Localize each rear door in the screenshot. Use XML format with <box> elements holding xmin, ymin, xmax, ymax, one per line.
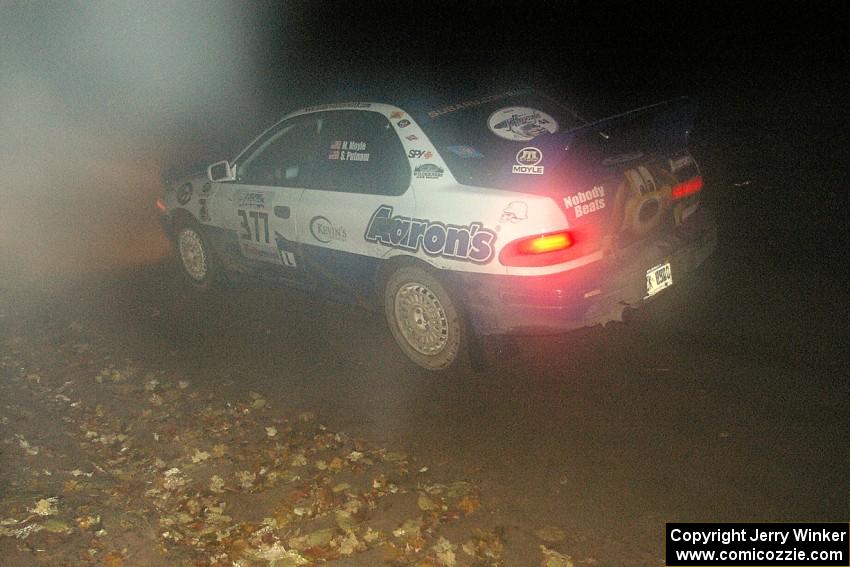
<box><xmin>297</xmin><ymin>110</ymin><xmax>413</xmax><ymax>303</ymax></box>
<box><xmin>221</xmin><ymin>114</ymin><xmax>322</xmax><ymax>282</ymax></box>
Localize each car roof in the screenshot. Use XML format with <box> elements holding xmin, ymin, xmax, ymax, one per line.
<box><xmin>287</xmin><ymin>85</ymin><xmax>538</xmax><ymax>121</ymax></box>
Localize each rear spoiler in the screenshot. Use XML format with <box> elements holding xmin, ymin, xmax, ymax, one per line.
<box><xmin>532</xmin><ymin>96</ymin><xmax>698</xmax><ymax>170</ymax></box>
<box><xmin>573</xmin><ymin>96</ymin><xmax>697</xmax><ymax>154</ymax></box>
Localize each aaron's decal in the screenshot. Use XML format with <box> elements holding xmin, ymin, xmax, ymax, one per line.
<box><xmin>365</xmin><ymin>205</ymin><xmax>497</xmax><ymax>264</ymax></box>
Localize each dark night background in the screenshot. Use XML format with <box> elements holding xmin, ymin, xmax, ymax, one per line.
<box><xmin>1</xmin><ymin>3</ymin><xmax>848</xmax><ymax>565</ymax></box>
<box><xmin>1</xmin><ymin>1</ymin><xmax>847</xmax><ymax>279</ymax></box>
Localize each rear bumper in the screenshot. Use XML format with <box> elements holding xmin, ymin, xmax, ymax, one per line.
<box><xmin>453</xmin><ymin>206</ymin><xmax>718</xmax><ymax>335</ymax></box>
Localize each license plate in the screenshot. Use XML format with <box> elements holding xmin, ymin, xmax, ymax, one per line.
<box><xmin>645</xmin><ymin>262</ymin><xmax>673</xmax><ymax>297</ymax></box>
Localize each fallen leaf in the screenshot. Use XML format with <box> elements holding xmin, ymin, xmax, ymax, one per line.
<box><xmin>540</xmin><ymin>545</ymin><xmax>574</xmax><ymax>567</ymax></box>
<box><xmin>393</xmin><ymin>518</ymin><xmax>423</xmax><ymax>539</ymax></box>
<box><xmin>335</xmin><ymin>510</ymin><xmax>358</xmax><ymax>532</ymax></box>
<box><xmin>266</xmin><ymin>426</ymin><xmax>278</xmax><ymax>437</ymax></box>
<box><xmin>363</xmin><ymin>528</ymin><xmax>381</xmax><ymax>543</ymax></box>
<box><xmin>191</xmin><ymin>449</ymin><xmax>210</xmax><ymax>463</ymax></box>
<box><xmin>236</xmin><ymin>470</ymin><xmax>256</xmax><ymax>490</ymax></box>
<box><xmin>536</xmin><ymin>526</ymin><xmax>566</xmax><ymax>543</ymax></box>
<box><xmin>433</xmin><ymin>536</ymin><xmax>457</xmax><ymax>566</ymax></box>
<box><xmin>42</xmin><ymin>519</ymin><xmax>72</xmax><ymax>534</ymax></box>
<box><xmin>209</xmin><ymin>475</ymin><xmax>226</xmax><ymax>493</ymax></box>
<box><xmin>418</xmin><ymin>493</ymin><xmax>439</xmax><ymax>511</ymax></box>
<box><xmin>339</xmin><ymin>531</ymin><xmax>361</xmax><ymax>555</ymax></box>
<box><xmin>76</xmin><ymin>515</ymin><xmax>101</xmax><ymax>530</ymax></box>
<box><xmin>30</xmin><ymin>498</ymin><xmax>58</xmax><ymax>516</ymax></box>
<box><xmin>457</xmin><ymin>495</ymin><xmax>479</xmax><ymax>515</ymax></box>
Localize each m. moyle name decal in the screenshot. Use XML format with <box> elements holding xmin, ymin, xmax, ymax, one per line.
<box><xmin>365</xmin><ymin>205</ymin><xmax>497</xmax><ymax>264</ymax></box>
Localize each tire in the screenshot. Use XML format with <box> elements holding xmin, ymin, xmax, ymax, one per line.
<box><xmin>174</xmin><ymin>221</ymin><xmax>219</xmax><ymax>290</ymax></box>
<box><xmin>384</xmin><ymin>266</ymin><xmax>464</xmax><ymax>371</ymax></box>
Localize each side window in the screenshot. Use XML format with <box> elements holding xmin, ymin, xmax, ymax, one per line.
<box><xmin>238</xmin><ymin>116</ymin><xmax>320</xmax><ymax>187</ymax></box>
<box><xmin>311</xmin><ymin>111</ymin><xmax>410</xmax><ymax>196</ymax></box>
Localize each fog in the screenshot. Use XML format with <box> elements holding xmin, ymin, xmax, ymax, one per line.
<box><xmin>0</xmin><ymin>2</ymin><xmax>278</xmax><ymax>286</ymax></box>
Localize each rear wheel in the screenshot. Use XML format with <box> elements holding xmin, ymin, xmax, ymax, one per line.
<box><xmin>384</xmin><ymin>266</ymin><xmax>464</xmax><ymax>371</ymax></box>
<box><xmin>175</xmin><ymin>222</ymin><xmax>218</xmax><ymax>290</ymax></box>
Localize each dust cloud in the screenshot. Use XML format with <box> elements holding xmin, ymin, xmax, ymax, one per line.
<box><xmin>0</xmin><ymin>2</ymin><xmax>271</xmax><ymax>288</ymax></box>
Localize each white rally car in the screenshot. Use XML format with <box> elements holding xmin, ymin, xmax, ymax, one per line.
<box><xmin>157</xmin><ymin>90</ymin><xmax>716</xmax><ymax>370</ymax></box>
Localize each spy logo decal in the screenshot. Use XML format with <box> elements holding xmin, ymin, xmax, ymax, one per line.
<box><xmin>488</xmin><ymin>107</ymin><xmax>558</xmax><ymax>141</ymax></box>
<box><xmin>365</xmin><ymin>205</ymin><xmax>497</xmax><ymax>264</ymax></box>
<box><xmin>512</xmin><ymin>147</ymin><xmax>544</xmax><ymax>175</ymax></box>
<box><xmin>177</xmin><ymin>182</ymin><xmax>193</xmax><ymax>205</ymax></box>
<box><xmin>407</xmin><ymin>149</ymin><xmax>432</xmax><ymax>159</ymax></box>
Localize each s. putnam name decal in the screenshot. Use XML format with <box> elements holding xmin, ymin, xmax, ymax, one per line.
<box><xmin>365</xmin><ymin>205</ymin><xmax>497</xmax><ymax>264</ymax></box>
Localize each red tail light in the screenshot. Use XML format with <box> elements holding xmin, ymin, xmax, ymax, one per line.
<box><xmin>499</xmin><ymin>230</ymin><xmax>574</xmax><ymax>267</ymax></box>
<box><xmin>155</xmin><ymin>197</ymin><xmax>167</xmax><ymax>213</ymax></box>
<box><xmin>672</xmin><ymin>175</ymin><xmax>703</xmax><ymax>200</ymax></box>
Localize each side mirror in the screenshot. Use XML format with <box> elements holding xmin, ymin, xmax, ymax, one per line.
<box><xmin>207</xmin><ymin>160</ymin><xmax>236</xmax><ymax>182</ymax></box>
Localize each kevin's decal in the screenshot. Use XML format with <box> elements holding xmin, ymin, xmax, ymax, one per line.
<box><xmin>310</xmin><ymin>216</ymin><xmax>348</xmax><ymax>243</ymax></box>
<box><xmin>365</xmin><ymin>205</ymin><xmax>497</xmax><ymax>264</ymax></box>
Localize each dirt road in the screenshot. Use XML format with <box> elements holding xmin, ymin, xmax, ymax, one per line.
<box><xmin>2</xmin><ymin>204</ymin><xmax>847</xmax><ymax>566</ymax></box>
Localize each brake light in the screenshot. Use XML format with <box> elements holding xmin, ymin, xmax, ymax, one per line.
<box><xmin>155</xmin><ymin>197</ymin><xmax>167</xmax><ymax>213</ymax></box>
<box><xmin>499</xmin><ymin>230</ymin><xmax>574</xmax><ymax>267</ymax></box>
<box><xmin>672</xmin><ymin>175</ymin><xmax>703</xmax><ymax>200</ymax></box>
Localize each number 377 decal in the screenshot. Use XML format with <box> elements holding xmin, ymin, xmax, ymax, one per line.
<box><xmin>239</xmin><ymin>210</ymin><xmax>269</xmax><ymax>243</ymax></box>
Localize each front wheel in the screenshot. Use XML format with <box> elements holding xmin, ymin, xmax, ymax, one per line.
<box><xmin>175</xmin><ymin>222</ymin><xmax>218</xmax><ymax>290</ymax></box>
<box><xmin>384</xmin><ymin>266</ymin><xmax>464</xmax><ymax>371</ymax></box>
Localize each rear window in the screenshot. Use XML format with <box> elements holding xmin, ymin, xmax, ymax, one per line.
<box><xmin>419</xmin><ymin>90</ymin><xmax>583</xmax><ymax>189</ymax></box>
